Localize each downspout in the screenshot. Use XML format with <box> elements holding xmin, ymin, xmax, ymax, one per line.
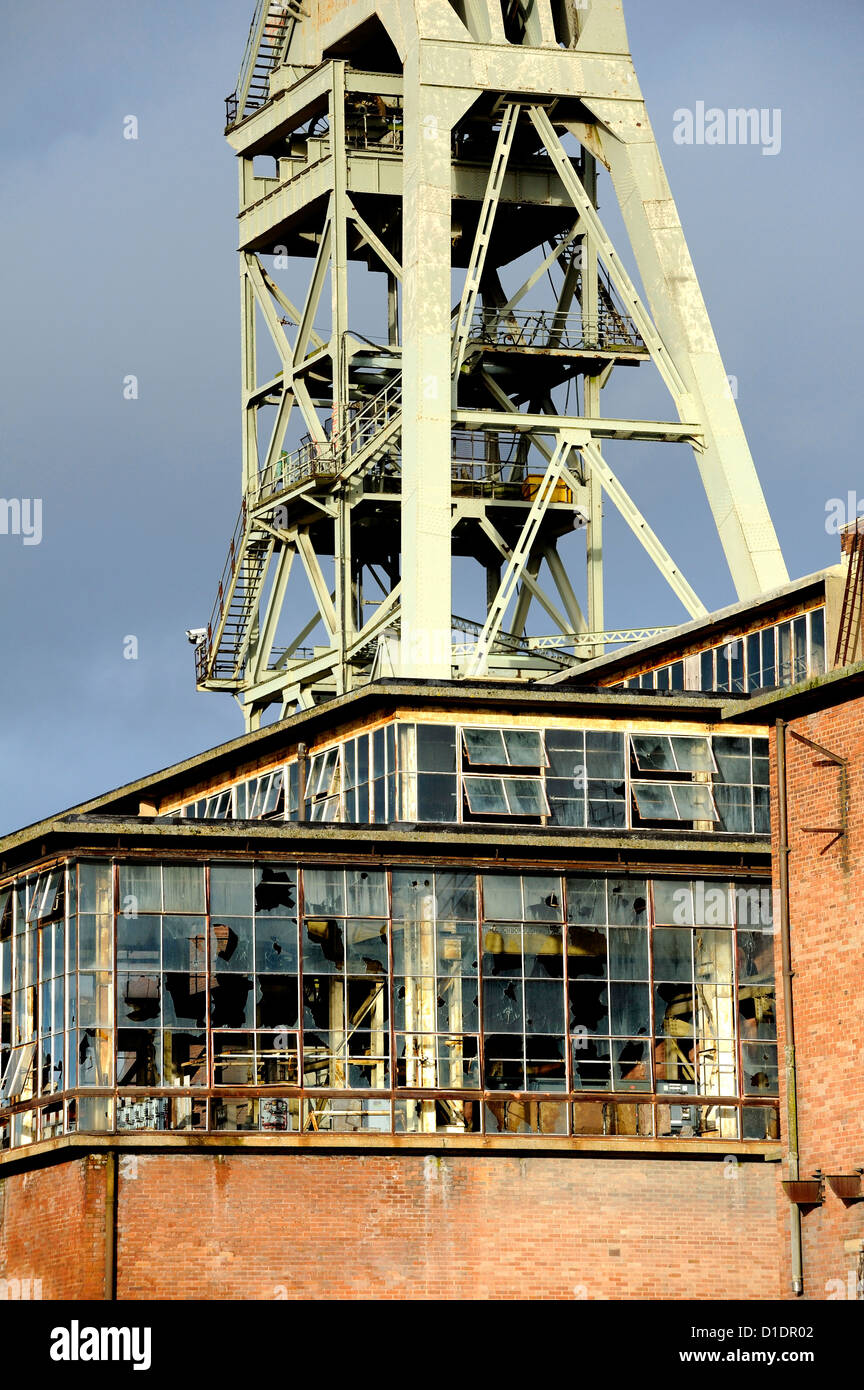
<box><xmin>104</xmin><ymin>1150</ymin><xmax>118</xmax><ymax>1301</ymax></box>
<box><xmin>297</xmin><ymin>743</ymin><xmax>308</xmax><ymax>823</ymax></box>
<box><xmin>775</xmin><ymin>718</ymin><xmax>803</xmax><ymax>1296</ymax></box>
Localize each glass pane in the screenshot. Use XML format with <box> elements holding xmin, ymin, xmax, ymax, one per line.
<box><xmin>714</xmin><ymin>783</ymin><xmax>753</xmax><ymax>834</ymax></box>
<box><xmin>482</xmin><ymin>875</ymin><xmax>522</xmax><ymax>921</ymax></box>
<box><xmin>503</xmin><ymin>777</ymin><xmax>548</xmax><ymax>815</ymax></box>
<box><xmin>302</xmin><ymin>868</ymin><xmax>344</xmax><ymax>915</ymax></box>
<box><xmin>483</xmin><ymin>978</ymin><xmax>523</xmax><ymax>1032</ymax></box>
<box><xmin>212</xmin><ymin>1033</ymin><xmax>255</xmax><ymax>1086</ymax></box>
<box><xmin>118</xmin><ymin>864</ymin><xmax>160</xmax><ymax>914</ymax></box>
<box><xmin>435</xmin><ymin>872</ymin><xmax>476</xmax><ymax>922</ymax></box>
<box><xmin>671</xmin><ymin>784</ymin><xmax>719</xmax><ymax>822</ymax></box>
<box><xmin>463</xmin><ymin>728</ymin><xmax>507</xmax><ymax>764</ymax></box>
<box><xmin>568</xmin><ymin>979</ymin><xmax>608</xmax><ymax>1033</ymax></box>
<box><xmin>761</xmin><ymin>627</ymin><xmax>776</xmax><ymax>687</ymax></box>
<box><xmin>746</xmin><ymin>632</ymin><xmax>761</xmax><ymax>690</ymax></box>
<box><xmin>162</xmin><ymin>864</ymin><xmax>205</xmax><ymax>912</ymax></box>
<box><xmin>255</xmin><ymin>918</ymin><xmax>298</xmax><ymax>973</ymax></box>
<box><xmin>524</xmin><ymin>979</ymin><xmax>565</xmax><ymax>1033</ymax></box>
<box><xmin>162</xmin><ymin>916</ymin><xmax>206</xmax><ymax>972</ymax></box>
<box><xmin>345</xmin><ymin>869</ymin><xmax>387</xmax><ymax>917</ymax></box>
<box><xmin>631</xmin><ymin>735</ymin><xmax>674</xmax><ymax>771</ymax></box>
<box><xmin>671</xmin><ymin>737</ymin><xmax>715</xmax><ymax>773</ymax></box>
<box><xmin>345</xmin><ymin>919</ymin><xmax>388</xmax><ymax>971</ymax></box>
<box><xmin>653</xmin><ymin>929</ymin><xmax>692</xmax><ymax>982</ymax></box>
<box><xmin>566</xmin><ymin>877</ymin><xmax>606</xmax><ymax>924</ymax></box>
<box><xmin>502</xmin><ymin>728</ymin><xmax>544</xmax><ymax>766</ymax></box>
<box><xmin>464</xmin><ymin>777</ymin><xmax>507</xmax><ymax>814</ymax></box>
<box><xmin>608</xmin><ymin>881</ymin><xmax>647</xmax><ymax>926</ymax></box>
<box><xmin>416</xmin><ymin>724</ymin><xmax>457</xmax><ymax>773</ymax></box>
<box><xmin>586</xmin><ymin>731</ymin><xmax>625</xmax><ymax>778</ymax></box>
<box><xmin>210</xmin><ymin>864</ymin><xmax>255</xmax><ymax>916</ymax></box>
<box><xmin>632</xmin><ymin>783</ymin><xmax>678</xmax><ymax>820</ymax></box>
<box><xmin>303</xmin><ymin>917</ymin><xmax>345</xmax><ymax>972</ymax></box>
<box><xmin>608</xmin><ymin>929</ymin><xmax>649</xmax><ymax>981</ymax></box>
<box><xmin>809</xmin><ymin>608</ymin><xmax>825</xmax><ymax>675</ymax></box>
<box><xmin>210</xmin><ymin>917</ymin><xmax>253</xmax><ymax>973</ymax></box>
<box><xmin>608</xmin><ymin>982</ymin><xmax>650</xmax><ymax>1035</ymax></box>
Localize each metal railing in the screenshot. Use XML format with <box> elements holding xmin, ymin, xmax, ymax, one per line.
<box><xmin>466</xmin><ymin>305</ymin><xmax>645</xmax><ymax>352</ymax></box>
<box><xmin>225</xmin><ymin>0</ymin><xmax>297</xmax><ymax>128</ymax></box>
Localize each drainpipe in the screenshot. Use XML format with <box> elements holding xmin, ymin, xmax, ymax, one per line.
<box><xmin>297</xmin><ymin>743</ymin><xmax>308</xmax><ymax>823</ymax></box>
<box><xmin>776</xmin><ymin>718</ymin><xmax>803</xmax><ymax>1296</ymax></box>
<box><xmin>104</xmin><ymin>1150</ymin><xmax>118</xmax><ymax>1301</ymax></box>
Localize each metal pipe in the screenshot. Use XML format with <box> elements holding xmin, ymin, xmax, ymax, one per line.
<box><xmin>104</xmin><ymin>1150</ymin><xmax>118</xmax><ymax>1301</ymax></box>
<box><xmin>297</xmin><ymin>743</ymin><xmax>308</xmax><ymax>822</ymax></box>
<box><xmin>776</xmin><ymin>717</ymin><xmax>803</xmax><ymax>1296</ymax></box>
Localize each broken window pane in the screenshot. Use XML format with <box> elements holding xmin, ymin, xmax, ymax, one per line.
<box><xmin>568</xmin><ymin>979</ymin><xmax>608</xmax><ymax>1034</ymax></box>
<box><xmin>211</xmin><ymin>917</ymin><xmax>253</xmax><ymax>973</ymax></box>
<box><xmin>162</xmin><ymin>916</ymin><xmax>207</xmax><ymax>972</ymax></box>
<box><xmin>212</xmin><ymin>1098</ymin><xmax>257</xmax><ymax>1130</ymax></box>
<box><xmin>76</xmin><ymin>1029</ymin><xmax>112</xmax><ymax>1087</ymax></box>
<box><xmin>524</xmin><ymin>979</ymin><xmax>565</xmax><ymax>1033</ymax></box>
<box><xmin>256</xmin><ymin>1032</ymin><xmax>299</xmax><ymax>1085</ymax></box>
<box><xmin>345</xmin><ymin>919</ymin><xmax>388</xmax><ymax>973</ymax></box>
<box><xmin>437</xmin><ymin>1034</ymin><xmax>480</xmax><ymax>1088</ymax></box>
<box><xmin>567</xmin><ymin>925</ymin><xmax>607</xmax><ymax>980</ymax></box>
<box><xmin>395</xmin><ymin>1098</ymin><xmax>480</xmax><ymax>1133</ymax></box>
<box><xmin>613</xmin><ymin>1037</ymin><xmax>651</xmax><ymax>1089</ymax></box>
<box><xmin>116</xmin><ymin>1029</ymin><xmax>161</xmax><ymax>1086</ymax></box>
<box><xmin>164</xmin><ymin>973</ymin><xmax>207</xmax><ymax>1028</ymax></box>
<box><xmin>741</xmin><ymin>1042</ymin><xmax>778</xmax><ymax>1095</ymax></box>
<box><xmin>164</xmin><ymin>1030</ymin><xmax>207</xmax><ymax>1087</ymax></box>
<box><xmin>483</xmin><ymin>1035</ymin><xmax>524</xmax><ymax>1091</ymax></box>
<box><xmin>567</xmin><ymin>877</ymin><xmax>607</xmax><ymax>924</ymax></box>
<box><xmin>255</xmin><ymin>918</ymin><xmax>298</xmax><ymax>973</ymax></box>
<box><xmin>117</xmin><ymin>973</ymin><xmax>161</xmax><ymax>1025</ymax></box>
<box><xmin>212</xmin><ymin>1033</ymin><xmax>255</xmax><ymax>1085</ymax></box>
<box><xmin>345</xmin><ymin>869</ymin><xmax>387</xmax><ymax>917</ymax></box>
<box><xmin>302</xmin><ymin>867</ymin><xmax>344</xmax><ymax>915</ymax></box>
<box><xmin>485</xmin><ymin>1099</ymin><xmax>568</xmax><ymax>1135</ymax></box>
<box><xmin>631</xmin><ymin>734</ymin><xmax>674</xmax><ymax>771</ymax></box>
<box><xmin>303</xmin><ymin>917</ymin><xmax>345</xmax><ymax>972</ymax></box>
<box><xmin>255</xmin><ymin>976</ymin><xmax>299</xmax><ymax>1029</ymax></box>
<box><xmin>255</xmin><ymin>866</ymin><xmax>297</xmax><ymax>916</ymax></box>
<box><xmin>483</xmin><ymin>978</ymin><xmax>524</xmax><ymax>1032</ymax></box>
<box><xmin>571</xmin><ymin>1037</ymin><xmax>611</xmax><ymax>1090</ymax></box>
<box><xmin>210</xmin><ymin>975</ymin><xmax>254</xmax><ymax>1029</ymax></box>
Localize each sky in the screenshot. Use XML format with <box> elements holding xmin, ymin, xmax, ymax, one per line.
<box><xmin>0</xmin><ymin>0</ymin><xmax>861</xmax><ymax>835</ymax></box>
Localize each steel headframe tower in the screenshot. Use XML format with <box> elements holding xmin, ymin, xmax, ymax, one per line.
<box><xmin>195</xmin><ymin>0</ymin><xmax>788</xmax><ymax>728</ymax></box>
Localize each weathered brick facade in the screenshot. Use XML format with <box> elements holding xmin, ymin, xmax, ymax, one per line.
<box><xmin>770</xmin><ymin>695</ymin><xmax>864</xmax><ymax>1302</ymax></box>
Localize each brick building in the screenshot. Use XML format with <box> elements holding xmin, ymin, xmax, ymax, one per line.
<box><xmin>0</xmin><ymin>549</ymin><xmax>861</xmax><ymax>1302</ymax></box>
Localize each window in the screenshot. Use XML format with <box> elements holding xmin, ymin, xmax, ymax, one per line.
<box><xmin>632</xmin><ymin>783</ymin><xmax>718</xmax><ymax>823</ymax></box>
<box><xmin>464</xmin><ymin>776</ymin><xmax>549</xmax><ymax>817</ymax></box>
<box><xmin>0</xmin><ymin>1041</ymin><xmax>36</xmax><ymax>1103</ymax></box>
<box><xmin>462</xmin><ymin>727</ymin><xmax>546</xmax><ymax>766</ymax></box>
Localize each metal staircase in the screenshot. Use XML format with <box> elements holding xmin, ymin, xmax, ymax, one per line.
<box><xmin>197</xmin><ymin>506</ymin><xmax>273</xmax><ymax>682</ymax></box>
<box><xmin>226</xmin><ymin>0</ymin><xmax>301</xmax><ymax>128</ymax></box>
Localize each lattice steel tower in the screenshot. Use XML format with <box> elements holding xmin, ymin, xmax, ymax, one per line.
<box><xmin>195</xmin><ymin>0</ymin><xmax>787</xmax><ymax>728</ymax></box>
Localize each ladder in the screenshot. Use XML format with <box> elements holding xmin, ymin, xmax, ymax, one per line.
<box><xmin>834</xmin><ymin>521</ymin><xmax>864</xmax><ymax>668</ymax></box>
<box><xmin>199</xmin><ymin>507</ymin><xmax>274</xmax><ymax>682</ymax></box>
<box><xmin>229</xmin><ymin>0</ymin><xmax>301</xmax><ymax>127</ymax></box>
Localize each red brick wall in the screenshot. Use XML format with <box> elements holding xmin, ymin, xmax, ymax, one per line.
<box><xmin>108</xmin><ymin>1151</ymin><xmax>781</xmax><ymax>1301</ymax></box>
<box><xmin>0</xmin><ymin>1156</ymin><xmax>106</xmax><ymax>1299</ymax></box>
<box><xmin>770</xmin><ymin>701</ymin><xmax>864</xmax><ymax>1300</ymax></box>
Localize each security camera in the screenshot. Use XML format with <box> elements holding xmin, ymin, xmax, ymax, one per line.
<box><xmin>186</xmin><ymin>628</ymin><xmax>207</xmax><ymax>646</ymax></box>
<box><xmin>573</xmin><ymin>506</ymin><xmax>590</xmax><ymax>528</ymax></box>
